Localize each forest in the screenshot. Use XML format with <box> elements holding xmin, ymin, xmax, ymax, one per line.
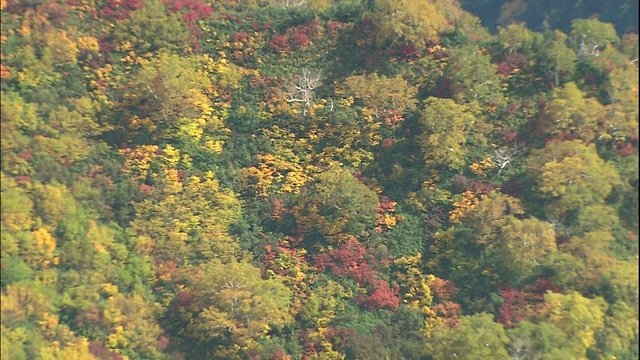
<box><xmin>0</xmin><ymin>0</ymin><xmax>638</xmax><ymax>359</ymax></box>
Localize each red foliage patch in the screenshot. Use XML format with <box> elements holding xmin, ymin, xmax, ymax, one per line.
<box><xmin>327</xmin><ymin>20</ymin><xmax>343</xmax><ymax>32</ymax></box>
<box><xmin>156</xmin><ymin>260</ymin><xmax>190</xmax><ymax>284</ymax></box>
<box><xmin>396</xmin><ymin>43</ymin><xmax>420</xmax><ymax>61</ymax></box>
<box><xmin>451</xmin><ymin>174</ymin><xmax>495</xmax><ymax>194</ymax></box>
<box><xmin>498</xmin><ymin>279</ymin><xmax>561</xmax><ymax>328</ymax></box>
<box><xmin>524</xmin><ymin>278</ymin><xmax>561</xmax><ymax>298</ymax></box>
<box><xmin>0</xmin><ymin>64</ymin><xmax>10</xmax><ymax>79</ymax></box>
<box><xmin>222</xmin><ymin>13</ymin><xmax>242</xmax><ymax>23</ymax></box>
<box><xmin>270</xmin><ymin>351</ymin><xmax>291</xmax><ymax>360</ymax></box>
<box><xmin>14</xmin><ymin>175</ymin><xmax>31</xmax><ymax>185</ymax></box>
<box><xmin>313</xmin><ymin>237</ymin><xmax>377</xmax><ymax>285</ymax></box>
<box><xmin>498</xmin><ymin>52</ymin><xmax>527</xmax><ymax>76</ymax></box>
<box><xmin>361</xmin><ymin>280</ymin><xmax>400</xmax><ymax>310</ymax></box>
<box><xmin>155</xmin><ymin>336</ymin><xmax>170</xmax><ymax>351</ymax></box>
<box><xmin>468</xmin><ymin>180</ymin><xmax>496</xmax><ymax>194</ymax></box>
<box><xmin>325</xmin><ymin>327</ymin><xmax>353</xmax><ymax>351</ymax></box>
<box><xmin>16</xmin><ymin>148</ymin><xmax>33</xmax><ymax>162</ymax></box>
<box><xmin>269</xmin><ymin>34</ymin><xmax>289</xmax><ymax>52</ymax></box>
<box><xmin>272</xmin><ymin>198</ymin><xmax>292</xmax><ymax>219</ymax></box>
<box><xmin>504</xmin><ymin>131</ymin><xmax>518</xmax><ymax>144</ymax></box>
<box><xmin>617</xmin><ymin>142</ymin><xmax>636</xmax><ymax>156</ymax></box>
<box><xmin>39</xmin><ymin>0</ymin><xmax>71</xmax><ymax>25</ymax></box>
<box><xmin>173</xmin><ymin>290</ymin><xmax>197</xmax><ymax>312</ymax></box>
<box><xmin>498</xmin><ymin>287</ymin><xmax>526</xmax><ymax>327</ymax></box>
<box><xmin>139</xmin><ymin>183</ymin><xmax>154</xmax><ymax>195</ymax></box>
<box><xmin>432</xmin><ymin>301</ymin><xmax>461</xmax><ymax>328</ymax></box>
<box><xmin>292</xmin><ymin>32</ymin><xmax>309</xmax><ymax>48</ymax></box>
<box><xmin>98</xmin><ymin>36</ymin><xmax>113</xmax><ymax>55</ymax></box>
<box><xmin>377</xmin><ymin>196</ymin><xmax>396</xmax><ymax>213</ymax></box>
<box><xmin>164</xmin><ymin>0</ymin><xmax>213</xmax><ymax>21</ymax></box>
<box><xmin>427</xmin><ymin>277</ymin><xmax>457</xmax><ymax>301</ymax></box>
<box><xmin>383</xmin><ymin>109</ymin><xmax>405</xmax><ymax>127</ymax></box>
<box><xmin>100</xmin><ymin>0</ymin><xmax>142</xmax><ymax>20</ymax></box>
<box><xmin>233</xmin><ymin>32</ymin><xmax>248</xmax><ymax>43</ymax></box>
<box><xmin>313</xmin><ymin>237</ymin><xmax>401</xmax><ymax>309</ymax></box>
<box><xmin>314</xmin><ymin>237</ymin><xmax>378</xmax><ymax>283</ymax></box>
<box><xmin>160</xmin><ymin>0</ymin><xmax>213</xmax><ymax>51</ymax></box>
<box><xmin>497</xmin><ymin>62</ymin><xmax>513</xmax><ymax>76</ymax></box>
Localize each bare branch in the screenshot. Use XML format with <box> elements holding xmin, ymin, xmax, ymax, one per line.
<box><xmin>492</xmin><ymin>142</ymin><xmax>528</xmax><ymax>174</ymax></box>
<box><xmin>284</xmin><ymin>69</ymin><xmax>322</xmax><ymax>115</ymax></box>
<box><xmin>276</xmin><ymin>0</ymin><xmax>307</xmax><ymax>9</ymax></box>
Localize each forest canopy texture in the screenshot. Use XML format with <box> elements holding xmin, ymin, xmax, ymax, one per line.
<box><xmin>1</xmin><ymin>0</ymin><xmax>638</xmax><ymax>359</ymax></box>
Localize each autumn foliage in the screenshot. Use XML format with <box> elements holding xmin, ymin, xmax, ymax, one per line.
<box><xmin>0</xmin><ymin>0</ymin><xmax>637</xmax><ymax>358</ymax></box>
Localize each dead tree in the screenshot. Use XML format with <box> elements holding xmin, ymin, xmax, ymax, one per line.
<box><xmin>276</xmin><ymin>0</ymin><xmax>307</xmax><ymax>8</ymax></box>
<box><xmin>492</xmin><ymin>141</ymin><xmax>528</xmax><ymax>174</ymax></box>
<box><xmin>285</xmin><ymin>69</ymin><xmax>322</xmax><ymax>116</ymax></box>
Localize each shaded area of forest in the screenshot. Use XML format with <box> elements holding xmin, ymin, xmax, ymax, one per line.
<box><xmin>461</xmin><ymin>0</ymin><xmax>638</xmax><ymax>34</ymax></box>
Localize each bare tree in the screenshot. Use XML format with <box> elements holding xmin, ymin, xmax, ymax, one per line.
<box><xmin>578</xmin><ymin>34</ymin><xmax>600</xmax><ymax>57</ymax></box>
<box><xmin>492</xmin><ymin>142</ymin><xmax>528</xmax><ymax>174</ymax></box>
<box><xmin>285</xmin><ymin>69</ymin><xmax>322</xmax><ymax>115</ymax></box>
<box><xmin>276</xmin><ymin>0</ymin><xmax>307</xmax><ymax>8</ymax></box>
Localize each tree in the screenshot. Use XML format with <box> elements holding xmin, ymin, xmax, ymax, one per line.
<box><xmin>348</xmin><ymin>306</ymin><xmax>429</xmax><ymax>360</ymax></box>
<box><xmin>444</xmin><ymin>44</ymin><xmax>504</xmax><ymax>106</ymax></box>
<box><xmin>425</xmin><ymin>313</ymin><xmax>510</xmax><ymax>360</ymax></box>
<box><xmin>456</xmin><ymin>191</ymin><xmax>558</xmax><ymax>284</ymax></box>
<box><xmin>1</xmin><ymin>173</ymin><xmax>35</xmax><ymax>233</ymax></box>
<box><xmin>31</xmin><ymin>182</ymin><xmax>76</xmax><ymax>230</ymax></box>
<box><xmin>463</xmin><ymin>191</ymin><xmax>524</xmax><ymax>242</ymax></box>
<box><xmin>102</xmin><ymin>292</ymin><xmax>164</xmax><ymax>357</ymax></box>
<box><xmin>491</xmin><ymin>142</ymin><xmax>528</xmax><ymax>175</ymax></box>
<box><xmin>292</xmin><ymin>165</ymin><xmax>378</xmax><ymax>243</ymax></box>
<box><xmin>527</xmin><ymin>140</ymin><xmax>622</xmax><ymax>218</ymax></box>
<box><xmin>369</xmin><ymin>0</ymin><xmax>457</xmax><ymax>48</ymax></box>
<box><xmin>131</xmin><ymin>169</ymin><xmax>241</xmax><ymax>265</ymax></box>
<box><xmin>556</xmin><ymin>204</ymin><xmax>637</xmax><ymax>299</ymax></box>
<box><xmin>19</xmin><ymin>228</ymin><xmax>59</xmax><ymax>270</ymax></box>
<box><xmin>0</xmin><ymin>92</ymin><xmax>37</xmax><ymax>176</ymax></box>
<box><xmin>600</xmin><ymin>60</ymin><xmax>639</xmax><ymax>142</ymax></box>
<box><xmin>539</xmin><ymin>30</ymin><xmax>577</xmax><ymax>87</ymax></box>
<box><xmin>497</xmin><ymin>216</ymin><xmax>557</xmax><ymax>283</ymax></box>
<box><xmin>595</xmin><ymin>300</ymin><xmax>639</xmax><ymax>359</ymax></box>
<box><xmin>111</xmin><ymin>52</ymin><xmax>229</xmax><ymax>147</ymax></box>
<box><xmin>569</xmin><ymin>19</ymin><xmax>620</xmax><ymax>55</ymax></box>
<box><xmin>112</xmin><ymin>0</ymin><xmax>189</xmax><ymax>54</ymax></box>
<box><xmin>341</xmin><ymin>73</ymin><xmax>417</xmax><ymax>120</ymax></box>
<box><xmin>297</xmin><ymin>278</ymin><xmax>349</xmax><ymax>329</ymax></box>
<box><xmin>418</xmin><ymin>97</ymin><xmax>476</xmax><ymax>169</ymax></box>
<box><xmin>543</xmin><ymin>291</ymin><xmax>607</xmax><ymax>356</ymax></box>
<box><xmin>284</xmin><ymin>69</ymin><xmax>322</xmax><ymax>115</ymax></box>
<box><xmin>507</xmin><ymin>321</ymin><xmax>575</xmax><ymax>360</ymax></box>
<box><xmin>539</xmin><ymin>82</ymin><xmax>601</xmax><ymax>142</ymax></box>
<box><xmin>183</xmin><ymin>259</ymin><xmax>293</xmax><ymax>346</ymax></box>
<box><xmin>1</xmin><ymin>284</ymin><xmax>52</xmax><ymax>327</ymax></box>
<box><xmin>497</xmin><ymin>22</ymin><xmax>543</xmax><ymax>54</ymax></box>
